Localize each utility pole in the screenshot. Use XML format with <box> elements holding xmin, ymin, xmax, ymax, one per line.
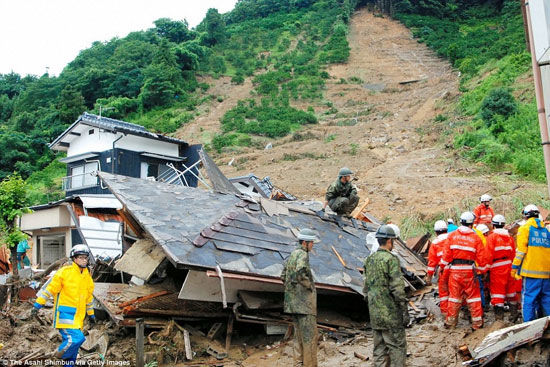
<box><xmin>522</xmin><ymin>0</ymin><xmax>550</xmax><ymax>198</ymax></box>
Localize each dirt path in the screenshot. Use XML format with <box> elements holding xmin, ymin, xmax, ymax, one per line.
<box><xmin>177</xmin><ymin>9</ymin><xmax>540</xmax><ymax>224</ymax></box>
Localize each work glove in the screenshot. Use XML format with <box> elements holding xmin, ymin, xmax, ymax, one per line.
<box><xmin>88</xmin><ymin>315</ymin><xmax>96</xmax><ymax>326</ymax></box>
<box><xmin>510</xmin><ymin>269</ymin><xmax>520</xmax><ymax>280</ymax></box>
<box><xmin>425</xmin><ymin>274</ymin><xmax>433</xmax><ymax>286</ymax></box>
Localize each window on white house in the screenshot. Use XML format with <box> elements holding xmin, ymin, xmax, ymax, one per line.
<box><xmin>140</xmin><ymin>162</ymin><xmax>170</xmax><ymax>180</ymax></box>
<box><xmin>69</xmin><ymin>161</ymin><xmax>99</xmax><ymax>189</ymax></box>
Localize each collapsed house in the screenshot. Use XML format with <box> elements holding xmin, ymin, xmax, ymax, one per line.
<box><xmin>92</xmin><ymin>168</ymin><xmax>427</xmax><ymax>332</ymax></box>
<box><xmin>19</xmin><ymin>194</ymin><xmax>124</xmax><ymax>268</ymax></box>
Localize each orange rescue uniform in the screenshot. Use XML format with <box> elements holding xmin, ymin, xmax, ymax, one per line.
<box><xmin>441</xmin><ymin>226</ymin><xmax>487</xmax><ymax>329</ymax></box>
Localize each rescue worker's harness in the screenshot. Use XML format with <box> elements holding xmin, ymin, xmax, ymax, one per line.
<box><xmin>451</xmin><ymin>259</ymin><xmax>474</xmax><ymax>265</ymax></box>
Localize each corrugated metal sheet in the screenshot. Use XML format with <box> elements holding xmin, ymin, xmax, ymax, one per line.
<box><xmin>79</xmin><ymin>215</ymin><xmax>122</xmax><ymax>259</ymax></box>
<box><xmin>79</xmin><ymin>194</ymin><xmax>122</xmax><ymax>210</ymax></box>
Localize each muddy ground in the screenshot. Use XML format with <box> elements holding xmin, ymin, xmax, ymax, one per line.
<box><xmin>2</xmin><ymin>296</ymin><xmax>549</xmax><ymax>366</ymax></box>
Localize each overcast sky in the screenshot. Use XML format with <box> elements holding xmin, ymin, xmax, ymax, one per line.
<box><xmin>0</xmin><ymin>0</ymin><xmax>238</xmax><ymax>77</ymax></box>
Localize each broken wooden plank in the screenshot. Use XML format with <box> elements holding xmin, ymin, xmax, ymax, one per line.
<box><xmin>408</xmin><ymin>301</ymin><xmax>420</xmax><ymax>313</ymax></box>
<box><xmin>115</xmin><ymin>238</ymin><xmax>166</xmax><ymax>281</ymax></box>
<box><xmin>183</xmin><ymin>328</ymin><xmax>192</xmax><ymax>360</ymax></box>
<box><xmin>225</xmin><ymin>313</ymin><xmax>234</xmax><ymax>353</ymax></box>
<box><xmin>119</xmin><ymin>290</ymin><xmax>171</xmax><ymax>309</ymax></box>
<box><xmin>207</xmin><ymin>323</ymin><xmax>223</xmax><ymax>340</ymax></box>
<box><xmin>136</xmin><ymin>318</ymin><xmax>145</xmax><ymax>367</ymax></box>
<box><xmin>32</xmin><ymin>257</ymin><xmax>68</xmax><ymax>280</ymax></box>
<box><xmin>331</xmin><ymin>246</ymin><xmax>347</xmax><ymax>268</ymax></box>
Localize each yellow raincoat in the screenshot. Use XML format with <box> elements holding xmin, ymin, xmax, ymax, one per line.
<box><xmin>34</xmin><ymin>262</ymin><xmax>94</xmax><ymax>329</ymax></box>
<box><xmin>512</xmin><ymin>217</ymin><xmax>550</xmax><ymax>278</ymax></box>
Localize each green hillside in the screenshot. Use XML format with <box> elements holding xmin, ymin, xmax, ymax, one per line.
<box><xmin>0</xmin><ymin>0</ymin><xmax>541</xmax><ymax>205</ymax></box>
<box><xmin>392</xmin><ymin>0</ymin><xmax>542</xmax><ymax>182</ymax></box>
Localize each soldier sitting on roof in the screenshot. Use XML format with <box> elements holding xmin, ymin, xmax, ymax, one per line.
<box><xmin>323</xmin><ymin>167</ymin><xmax>359</xmax><ymax>216</ymax></box>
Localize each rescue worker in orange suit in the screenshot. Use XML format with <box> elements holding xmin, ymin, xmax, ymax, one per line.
<box><xmin>512</xmin><ymin>204</ymin><xmax>550</xmax><ymax>322</ymax></box>
<box><xmin>441</xmin><ymin>211</ymin><xmax>487</xmax><ymax>329</ymax></box>
<box><xmin>31</xmin><ymin>245</ymin><xmax>95</xmax><ymax>365</ymax></box>
<box><xmin>426</xmin><ymin>220</ymin><xmax>449</xmax><ymax>318</ymax></box>
<box><xmin>473</xmin><ymin>194</ymin><xmax>495</xmax><ymax>228</ymax></box>
<box><xmin>486</xmin><ymin>215</ymin><xmax>518</xmax><ymax>321</ymax></box>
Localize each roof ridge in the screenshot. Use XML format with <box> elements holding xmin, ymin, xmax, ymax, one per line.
<box><xmin>82</xmin><ymin>112</ymin><xmax>147</xmax><ymax>131</ymax></box>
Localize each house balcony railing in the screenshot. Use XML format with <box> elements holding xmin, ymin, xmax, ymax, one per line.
<box><xmin>62</xmin><ymin>172</ymin><xmax>99</xmax><ymax>191</ymax></box>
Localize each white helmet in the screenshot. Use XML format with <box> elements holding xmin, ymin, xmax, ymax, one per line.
<box><xmin>492</xmin><ymin>214</ymin><xmax>506</xmax><ymax>226</ymax></box>
<box><xmin>476</xmin><ymin>224</ymin><xmax>490</xmax><ymax>234</ymax></box>
<box><xmin>447</xmin><ymin>218</ymin><xmax>454</xmax><ymax>224</ymax></box>
<box><xmin>523</xmin><ymin>204</ymin><xmax>539</xmax><ymax>218</ymax></box>
<box><xmin>387</xmin><ymin>223</ymin><xmax>401</xmax><ymax>238</ymax></box>
<box><xmin>480</xmin><ymin>194</ymin><xmax>492</xmax><ymax>202</ymax></box>
<box><xmin>460</xmin><ymin>211</ymin><xmax>475</xmax><ymax>225</ymax></box>
<box><xmin>70</xmin><ymin>244</ymin><xmax>90</xmax><ymax>258</ymax></box>
<box><xmin>434</xmin><ymin>220</ymin><xmax>447</xmax><ymax>232</ymax></box>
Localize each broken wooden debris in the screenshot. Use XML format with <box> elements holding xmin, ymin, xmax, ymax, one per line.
<box><xmin>464</xmin><ymin>316</ymin><xmax>550</xmax><ymax>366</ymax></box>
<box><xmin>207</xmin><ymin>322</ymin><xmax>224</xmax><ymax>340</ymax></box>
<box><xmin>458</xmin><ymin>344</ymin><xmax>472</xmax><ymax>361</ymax></box>
<box><xmin>32</xmin><ymin>257</ymin><xmax>68</xmax><ymax>281</ymax></box>
<box><xmin>354</xmin><ymin>351</ymin><xmax>370</xmax><ymax>361</ymax></box>
<box><xmin>183</xmin><ymin>328</ymin><xmax>193</xmax><ymax>360</ymax></box>
<box><xmin>331</xmin><ymin>245</ymin><xmax>348</xmax><ymax>268</ymax></box>
<box><xmin>114</xmin><ymin>238</ymin><xmax>165</xmax><ymax>281</ymax></box>
<box><xmin>136</xmin><ymin>318</ymin><xmax>145</xmax><ymax>367</ymax></box>
<box><xmin>225</xmin><ymin>313</ymin><xmax>234</xmax><ymax>353</ymax></box>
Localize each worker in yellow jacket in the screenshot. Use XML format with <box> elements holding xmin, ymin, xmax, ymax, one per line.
<box><xmin>32</xmin><ymin>245</ymin><xmax>95</xmax><ymax>364</ymax></box>
<box><xmin>511</xmin><ymin>205</ymin><xmax>550</xmax><ymax>321</ymax></box>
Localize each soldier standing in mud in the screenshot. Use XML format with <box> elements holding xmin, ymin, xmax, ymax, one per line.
<box><xmin>281</xmin><ymin>228</ymin><xmax>319</xmax><ymax>367</ymax></box>
<box><xmin>323</xmin><ymin>167</ymin><xmax>359</xmax><ymax>216</ymax></box>
<box><xmin>364</xmin><ymin>225</ymin><xmax>408</xmax><ymax>367</ymax></box>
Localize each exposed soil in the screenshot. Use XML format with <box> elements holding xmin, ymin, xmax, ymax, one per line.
<box><xmin>177</xmin><ymin>9</ymin><xmax>545</xmax><ymax>223</ymax></box>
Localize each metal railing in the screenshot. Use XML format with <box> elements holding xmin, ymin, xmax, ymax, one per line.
<box><xmin>62</xmin><ymin>172</ymin><xmax>99</xmax><ymax>191</ymax></box>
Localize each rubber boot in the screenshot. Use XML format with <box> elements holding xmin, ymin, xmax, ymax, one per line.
<box><xmin>494</xmin><ymin>306</ymin><xmax>504</xmax><ymax>321</ymax></box>
<box><xmin>509</xmin><ymin>304</ymin><xmax>519</xmax><ymax>323</ymax></box>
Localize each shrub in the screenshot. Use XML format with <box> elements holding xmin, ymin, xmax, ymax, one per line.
<box><xmin>480</xmin><ymin>88</ymin><xmax>517</xmax><ymax>127</ymax></box>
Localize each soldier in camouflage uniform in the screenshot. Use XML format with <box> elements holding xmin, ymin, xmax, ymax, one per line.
<box><xmin>364</xmin><ymin>225</ymin><xmax>409</xmax><ymax>367</ymax></box>
<box><xmin>281</xmin><ymin>228</ymin><xmax>319</xmax><ymax>367</ymax></box>
<box><xmin>324</xmin><ymin>167</ymin><xmax>359</xmax><ymax>216</ymax></box>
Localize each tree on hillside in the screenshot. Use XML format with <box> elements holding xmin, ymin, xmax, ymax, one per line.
<box><xmin>0</xmin><ymin>174</ymin><xmax>29</xmax><ymax>278</ymax></box>
<box><xmin>140</xmin><ymin>40</ymin><xmax>184</xmax><ymax>109</ymax></box>
<box><xmin>154</xmin><ymin>18</ymin><xmax>195</xmax><ymax>43</ymax></box>
<box><xmin>201</xmin><ymin>8</ymin><xmax>227</xmax><ymax>46</ymax></box>
<box><xmin>57</xmin><ymin>86</ymin><xmax>86</xmax><ymax>123</ymax></box>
